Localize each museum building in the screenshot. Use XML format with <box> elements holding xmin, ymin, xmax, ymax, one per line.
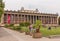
<box><xmin>2</xmin><ymin>7</ymin><xmax>58</xmax><ymax>26</ymax></box>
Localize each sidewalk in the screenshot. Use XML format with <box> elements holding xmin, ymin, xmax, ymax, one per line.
<box><xmin>0</xmin><ymin>27</ymin><xmax>18</xmax><ymax>41</ymax></box>
<box><xmin>2</xmin><ymin>27</ymin><xmax>60</xmax><ymax>41</ymax></box>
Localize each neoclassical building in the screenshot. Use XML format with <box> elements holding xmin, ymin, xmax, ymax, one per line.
<box><xmin>1</xmin><ymin>7</ymin><xmax>59</xmax><ymax>26</ymax></box>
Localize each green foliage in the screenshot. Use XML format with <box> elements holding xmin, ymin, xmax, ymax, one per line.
<box><xmin>19</xmin><ymin>22</ymin><xmax>25</xmax><ymax>27</ymax></box>
<box><xmin>9</xmin><ymin>24</ymin><xmax>14</xmax><ymax>27</ymax></box>
<box><xmin>24</xmin><ymin>22</ymin><xmax>30</xmax><ymax>27</ymax></box>
<box><xmin>16</xmin><ymin>26</ymin><xmax>21</xmax><ymax>31</ymax></box>
<box><xmin>20</xmin><ymin>27</ymin><xmax>26</xmax><ymax>32</ymax></box>
<box><xmin>0</xmin><ymin>0</ymin><xmax>5</xmax><ymax>22</ymax></box>
<box><xmin>40</xmin><ymin>27</ymin><xmax>60</xmax><ymax>37</ymax></box>
<box><xmin>19</xmin><ymin>22</ymin><xmax>30</xmax><ymax>32</ymax></box>
<box><xmin>4</xmin><ymin>24</ymin><xmax>14</xmax><ymax>28</ymax></box>
<box><xmin>4</xmin><ymin>24</ymin><xmax>9</xmax><ymax>28</ymax></box>
<box><xmin>0</xmin><ymin>3</ymin><xmax>5</xmax><ymax>8</ymax></box>
<box><xmin>25</xmin><ymin>27</ymin><xmax>30</xmax><ymax>32</ymax></box>
<box><xmin>33</xmin><ymin>20</ymin><xmax>42</xmax><ymax>29</ymax></box>
<box><xmin>19</xmin><ymin>22</ymin><xmax>30</xmax><ymax>27</ymax></box>
<box><xmin>10</xmin><ymin>26</ymin><xmax>20</xmax><ymax>30</ymax></box>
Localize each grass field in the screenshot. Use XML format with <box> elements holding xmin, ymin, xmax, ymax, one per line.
<box><xmin>40</xmin><ymin>27</ymin><xmax>60</xmax><ymax>37</ymax></box>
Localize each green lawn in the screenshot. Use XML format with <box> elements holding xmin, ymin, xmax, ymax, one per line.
<box><xmin>40</xmin><ymin>27</ymin><xmax>60</xmax><ymax>37</ymax></box>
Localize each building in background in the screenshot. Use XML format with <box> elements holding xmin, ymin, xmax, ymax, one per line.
<box><xmin>58</xmin><ymin>17</ymin><xmax>60</xmax><ymax>25</ymax></box>
<box><xmin>2</xmin><ymin>7</ymin><xmax>58</xmax><ymax>27</ymax></box>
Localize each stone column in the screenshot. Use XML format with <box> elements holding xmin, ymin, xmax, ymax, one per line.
<box><xmin>43</xmin><ymin>16</ymin><xmax>45</xmax><ymax>24</ymax></box>
<box><xmin>47</xmin><ymin>16</ymin><xmax>50</xmax><ymax>24</ymax></box>
<box><xmin>21</xmin><ymin>15</ymin><xmax>22</xmax><ymax>22</ymax></box>
<box><xmin>7</xmin><ymin>14</ymin><xmax>8</xmax><ymax>24</ymax></box>
<box><xmin>13</xmin><ymin>14</ymin><xmax>14</xmax><ymax>24</ymax></box>
<box><xmin>50</xmin><ymin>17</ymin><xmax>52</xmax><ymax>24</ymax></box>
<box><xmin>18</xmin><ymin>14</ymin><xmax>19</xmax><ymax>24</ymax></box>
<box><xmin>26</xmin><ymin>15</ymin><xmax>28</xmax><ymax>22</ymax></box>
<box><xmin>24</xmin><ymin>15</ymin><xmax>25</xmax><ymax>22</ymax></box>
<box><xmin>14</xmin><ymin>14</ymin><xmax>15</xmax><ymax>24</ymax></box>
<box><xmin>53</xmin><ymin>17</ymin><xmax>54</xmax><ymax>24</ymax></box>
<box><xmin>52</xmin><ymin>17</ymin><xmax>53</xmax><ymax>24</ymax></box>
<box><xmin>33</xmin><ymin>15</ymin><xmax>34</xmax><ymax>24</ymax></box>
<box><xmin>19</xmin><ymin>15</ymin><xmax>21</xmax><ymax>23</ymax></box>
<box><xmin>57</xmin><ymin>17</ymin><xmax>58</xmax><ymax>25</ymax></box>
<box><xmin>36</xmin><ymin>16</ymin><xmax>37</xmax><ymax>21</ymax></box>
<box><xmin>30</xmin><ymin>15</ymin><xmax>31</xmax><ymax>24</ymax></box>
<box><xmin>40</xmin><ymin>16</ymin><xmax>42</xmax><ymax>23</ymax></box>
<box><xmin>41</xmin><ymin>16</ymin><xmax>42</xmax><ymax>23</ymax></box>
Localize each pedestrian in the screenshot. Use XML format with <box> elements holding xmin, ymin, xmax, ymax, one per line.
<box><xmin>29</xmin><ymin>24</ymin><xmax>33</xmax><ymax>32</ymax></box>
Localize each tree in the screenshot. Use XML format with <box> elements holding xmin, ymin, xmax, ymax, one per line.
<box><xmin>19</xmin><ymin>22</ymin><xmax>30</xmax><ymax>27</ymax></box>
<box><xmin>0</xmin><ymin>0</ymin><xmax>4</xmax><ymax>22</ymax></box>
<box><xmin>33</xmin><ymin>20</ymin><xmax>42</xmax><ymax>33</ymax></box>
<box><xmin>24</xmin><ymin>22</ymin><xmax>30</xmax><ymax>27</ymax></box>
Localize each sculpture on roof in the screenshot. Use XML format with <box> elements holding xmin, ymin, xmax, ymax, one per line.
<box><xmin>21</xmin><ymin>7</ymin><xmax>24</xmax><ymax>11</ymax></box>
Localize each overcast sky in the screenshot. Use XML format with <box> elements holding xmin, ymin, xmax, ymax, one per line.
<box><xmin>3</xmin><ymin>0</ymin><xmax>60</xmax><ymax>15</ymax></box>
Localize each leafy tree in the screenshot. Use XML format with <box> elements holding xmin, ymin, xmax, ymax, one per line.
<box><xmin>0</xmin><ymin>0</ymin><xmax>5</xmax><ymax>22</ymax></box>
<box><xmin>19</xmin><ymin>22</ymin><xmax>30</xmax><ymax>27</ymax></box>
<box><xmin>4</xmin><ymin>24</ymin><xmax>9</xmax><ymax>28</ymax></box>
<box><xmin>24</xmin><ymin>22</ymin><xmax>30</xmax><ymax>27</ymax></box>
<box><xmin>19</xmin><ymin>22</ymin><xmax>25</xmax><ymax>27</ymax></box>
<box><xmin>33</xmin><ymin>20</ymin><xmax>42</xmax><ymax>33</ymax></box>
<box><xmin>9</xmin><ymin>24</ymin><xmax>14</xmax><ymax>27</ymax></box>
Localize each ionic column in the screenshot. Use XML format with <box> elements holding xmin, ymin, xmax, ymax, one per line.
<box><xmin>41</xmin><ymin>16</ymin><xmax>42</xmax><ymax>23</ymax></box>
<box><xmin>27</xmin><ymin>15</ymin><xmax>28</xmax><ymax>22</ymax></box>
<box><xmin>6</xmin><ymin>14</ymin><xmax>8</xmax><ymax>24</ymax></box>
<box><xmin>30</xmin><ymin>15</ymin><xmax>31</xmax><ymax>24</ymax></box>
<box><xmin>21</xmin><ymin>15</ymin><xmax>22</xmax><ymax>22</ymax></box>
<box><xmin>36</xmin><ymin>16</ymin><xmax>37</xmax><ymax>21</ymax></box>
<box><xmin>19</xmin><ymin>15</ymin><xmax>21</xmax><ymax>23</ymax></box>
<box><xmin>24</xmin><ymin>15</ymin><xmax>25</xmax><ymax>22</ymax></box>
<box><xmin>52</xmin><ymin>17</ymin><xmax>53</xmax><ymax>24</ymax></box>
<box><xmin>51</xmin><ymin>17</ymin><xmax>52</xmax><ymax>24</ymax></box>
<box><xmin>47</xmin><ymin>16</ymin><xmax>49</xmax><ymax>24</ymax></box>
<box><xmin>13</xmin><ymin>14</ymin><xmax>14</xmax><ymax>24</ymax></box>
<box><xmin>40</xmin><ymin>16</ymin><xmax>42</xmax><ymax>23</ymax></box>
<box><xmin>26</xmin><ymin>15</ymin><xmax>27</xmax><ymax>22</ymax></box>
<box><xmin>14</xmin><ymin>14</ymin><xmax>15</xmax><ymax>23</ymax></box>
<box><xmin>33</xmin><ymin>15</ymin><xmax>34</xmax><ymax>24</ymax></box>
<box><xmin>57</xmin><ymin>17</ymin><xmax>58</xmax><ymax>25</ymax></box>
<box><xmin>53</xmin><ymin>17</ymin><xmax>54</xmax><ymax>24</ymax></box>
<box><xmin>17</xmin><ymin>14</ymin><xmax>19</xmax><ymax>24</ymax></box>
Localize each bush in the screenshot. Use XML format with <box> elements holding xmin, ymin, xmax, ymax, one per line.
<box><xmin>16</xmin><ymin>26</ymin><xmax>21</xmax><ymax>31</ymax></box>
<box><xmin>33</xmin><ymin>20</ymin><xmax>42</xmax><ymax>33</ymax></box>
<box><xmin>10</xmin><ymin>26</ymin><xmax>16</xmax><ymax>30</ymax></box>
<box><xmin>19</xmin><ymin>22</ymin><xmax>25</xmax><ymax>27</ymax></box>
<box><xmin>19</xmin><ymin>22</ymin><xmax>30</xmax><ymax>27</ymax></box>
<box><xmin>4</xmin><ymin>24</ymin><xmax>9</xmax><ymax>28</ymax></box>
<box><xmin>9</xmin><ymin>24</ymin><xmax>14</xmax><ymax>27</ymax></box>
<box><xmin>25</xmin><ymin>27</ymin><xmax>30</xmax><ymax>32</ymax></box>
<box><xmin>20</xmin><ymin>27</ymin><xmax>26</xmax><ymax>32</ymax></box>
<box><xmin>24</xmin><ymin>22</ymin><xmax>30</xmax><ymax>27</ymax></box>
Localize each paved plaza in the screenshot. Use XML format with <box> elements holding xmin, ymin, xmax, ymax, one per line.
<box><xmin>0</xmin><ymin>27</ymin><xmax>60</xmax><ymax>41</ymax></box>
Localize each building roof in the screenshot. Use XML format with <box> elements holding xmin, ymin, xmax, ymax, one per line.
<box><xmin>4</xmin><ymin>7</ymin><xmax>58</xmax><ymax>16</ymax></box>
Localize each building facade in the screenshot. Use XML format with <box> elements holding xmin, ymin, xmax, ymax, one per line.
<box><xmin>2</xmin><ymin>8</ymin><xmax>58</xmax><ymax>26</ymax></box>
